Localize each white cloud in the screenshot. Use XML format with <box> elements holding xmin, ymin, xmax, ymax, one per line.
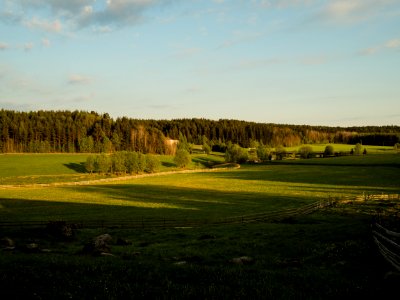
<box><xmin>359</xmin><ymin>37</ymin><xmax>400</xmax><ymax>56</ymax></box>
<box><xmin>385</xmin><ymin>38</ymin><xmax>400</xmax><ymax>49</ymax></box>
<box><xmin>0</xmin><ymin>43</ymin><xmax>9</xmax><ymax>50</ymax></box>
<box><xmin>68</xmin><ymin>74</ymin><xmax>92</xmax><ymax>85</ymax></box>
<box><xmin>254</xmin><ymin>0</ymin><xmax>315</xmax><ymax>9</ymax></box>
<box><xmin>23</xmin><ymin>42</ymin><xmax>34</xmax><ymax>51</ymax></box>
<box><xmin>24</xmin><ymin>17</ymin><xmax>62</xmax><ymax>33</ymax></box>
<box><xmin>41</xmin><ymin>38</ymin><xmax>51</xmax><ymax>47</ymax></box>
<box><xmin>321</xmin><ymin>0</ymin><xmax>398</xmax><ymax>23</ymax></box>
<box><xmin>1</xmin><ymin>0</ymin><xmax>174</xmax><ymax>32</ymax></box>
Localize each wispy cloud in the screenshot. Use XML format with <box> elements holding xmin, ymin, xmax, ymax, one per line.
<box><xmin>41</xmin><ymin>38</ymin><xmax>51</xmax><ymax>47</ymax></box>
<box><xmin>68</xmin><ymin>74</ymin><xmax>92</xmax><ymax>85</ymax></box>
<box><xmin>1</xmin><ymin>0</ymin><xmax>177</xmax><ymax>32</ymax></box>
<box><xmin>0</xmin><ymin>42</ymin><xmax>9</xmax><ymax>50</ymax></box>
<box><xmin>218</xmin><ymin>30</ymin><xmax>265</xmax><ymax>49</ymax></box>
<box><xmin>254</xmin><ymin>0</ymin><xmax>316</xmax><ymax>9</ymax></box>
<box><xmin>359</xmin><ymin>37</ymin><xmax>400</xmax><ymax>56</ymax></box>
<box><xmin>23</xmin><ymin>42</ymin><xmax>34</xmax><ymax>51</ymax></box>
<box><xmin>24</xmin><ymin>17</ymin><xmax>63</xmax><ymax>33</ymax></box>
<box><xmin>319</xmin><ymin>0</ymin><xmax>399</xmax><ymax>24</ymax></box>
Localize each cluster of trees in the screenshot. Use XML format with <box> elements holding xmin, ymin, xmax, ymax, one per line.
<box><xmin>225</xmin><ymin>142</ymin><xmax>372</xmax><ymax>164</ymax></box>
<box><xmin>1</xmin><ymin>109</ymin><xmax>399</xmax><ymax>153</ymax></box>
<box><xmin>85</xmin><ymin>151</ymin><xmax>160</xmax><ymax>175</ymax></box>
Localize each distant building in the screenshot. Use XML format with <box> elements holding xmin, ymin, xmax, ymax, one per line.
<box><xmin>165</xmin><ymin>139</ymin><xmax>178</xmax><ymax>155</ymax></box>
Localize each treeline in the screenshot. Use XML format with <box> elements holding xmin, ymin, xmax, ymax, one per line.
<box><xmin>0</xmin><ymin>109</ymin><xmax>399</xmax><ymax>153</ymax></box>
<box><xmin>85</xmin><ymin>151</ymin><xmax>160</xmax><ymax>175</ymax></box>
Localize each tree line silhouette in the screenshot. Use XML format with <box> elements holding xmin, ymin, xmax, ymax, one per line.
<box><xmin>0</xmin><ymin>109</ymin><xmax>399</xmax><ymax>153</ymax></box>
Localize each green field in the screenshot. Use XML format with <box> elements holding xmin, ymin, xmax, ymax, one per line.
<box><xmin>1</xmin><ymin>150</ymin><xmax>400</xmax><ymax>299</ymax></box>
<box><xmin>284</xmin><ymin>143</ymin><xmax>396</xmax><ymax>154</ymax></box>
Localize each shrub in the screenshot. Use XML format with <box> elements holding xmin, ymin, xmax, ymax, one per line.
<box><xmin>85</xmin><ymin>155</ymin><xmax>96</xmax><ymax>174</ymax></box>
<box><xmin>174</xmin><ymin>149</ymin><xmax>191</xmax><ymax>168</ymax></box>
<box><xmin>257</xmin><ymin>145</ymin><xmax>271</xmax><ymax>162</ymax></box>
<box><xmin>298</xmin><ymin>145</ymin><xmax>313</xmax><ymax>159</ymax></box>
<box><xmin>354</xmin><ymin>143</ymin><xmax>362</xmax><ymax>155</ymax></box>
<box><xmin>225</xmin><ymin>144</ymin><xmax>249</xmax><ymax>163</ymax></box>
<box><xmin>324</xmin><ymin>145</ymin><xmax>334</xmax><ymax>156</ymax></box>
<box><xmin>145</xmin><ymin>155</ymin><xmax>161</xmax><ymax>173</ymax></box>
<box><xmin>275</xmin><ymin>146</ymin><xmax>286</xmax><ymax>160</ymax></box>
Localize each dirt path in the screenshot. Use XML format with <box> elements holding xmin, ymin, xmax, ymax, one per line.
<box><xmin>0</xmin><ymin>166</ymin><xmax>240</xmax><ymax>189</ymax></box>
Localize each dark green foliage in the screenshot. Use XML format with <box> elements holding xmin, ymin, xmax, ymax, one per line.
<box><xmin>324</xmin><ymin>145</ymin><xmax>334</xmax><ymax>156</ymax></box>
<box><xmin>225</xmin><ymin>144</ymin><xmax>249</xmax><ymax>163</ymax></box>
<box><xmin>354</xmin><ymin>143</ymin><xmax>363</xmax><ymax>156</ymax></box>
<box><xmin>145</xmin><ymin>155</ymin><xmax>161</xmax><ymax>173</ymax></box>
<box><xmin>298</xmin><ymin>145</ymin><xmax>313</xmax><ymax>159</ymax></box>
<box><xmin>174</xmin><ymin>149</ymin><xmax>191</xmax><ymax>168</ymax></box>
<box><xmin>0</xmin><ymin>109</ymin><xmax>399</xmax><ymax>154</ymax></box>
<box><xmin>202</xmin><ymin>143</ymin><xmax>211</xmax><ymax>155</ymax></box>
<box><xmin>112</xmin><ymin>152</ymin><xmax>126</xmax><ymax>174</ymax></box>
<box><xmin>125</xmin><ymin>151</ymin><xmax>139</xmax><ymax>174</ymax></box>
<box><xmin>275</xmin><ymin>146</ymin><xmax>286</xmax><ymax>160</ymax></box>
<box><xmin>85</xmin><ymin>155</ymin><xmax>95</xmax><ymax>174</ymax></box>
<box><xmin>95</xmin><ymin>153</ymin><xmax>111</xmax><ymax>174</ymax></box>
<box><xmin>257</xmin><ymin>145</ymin><xmax>271</xmax><ymax>162</ymax></box>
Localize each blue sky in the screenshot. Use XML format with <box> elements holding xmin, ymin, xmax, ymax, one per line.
<box><xmin>0</xmin><ymin>0</ymin><xmax>399</xmax><ymax>126</ymax></box>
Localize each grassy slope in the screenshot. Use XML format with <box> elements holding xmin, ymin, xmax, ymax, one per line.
<box><xmin>1</xmin><ymin>152</ymin><xmax>399</xmax><ymax>299</ymax></box>
<box><xmin>0</xmin><ymin>154</ymin><xmax>399</xmax><ymax>223</ymax></box>
<box><xmin>0</xmin><ymin>153</ymin><xmax>225</xmax><ymax>185</ymax></box>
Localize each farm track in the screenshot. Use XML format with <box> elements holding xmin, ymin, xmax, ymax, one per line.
<box><xmin>0</xmin><ymin>166</ymin><xmax>239</xmax><ymax>189</ymax></box>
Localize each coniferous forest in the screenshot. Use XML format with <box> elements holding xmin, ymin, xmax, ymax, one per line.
<box><xmin>0</xmin><ymin>109</ymin><xmax>399</xmax><ymax>153</ymax></box>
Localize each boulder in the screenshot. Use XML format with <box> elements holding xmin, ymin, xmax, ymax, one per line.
<box><xmin>0</xmin><ymin>237</ymin><xmax>15</xmax><ymax>248</ymax></box>
<box><xmin>83</xmin><ymin>234</ymin><xmax>112</xmax><ymax>255</ymax></box>
<box><xmin>231</xmin><ymin>256</ymin><xmax>254</xmax><ymax>265</ymax></box>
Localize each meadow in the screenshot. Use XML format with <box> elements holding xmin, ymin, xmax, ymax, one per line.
<box><xmin>0</xmin><ymin>148</ymin><xmax>399</xmax><ymax>299</ymax></box>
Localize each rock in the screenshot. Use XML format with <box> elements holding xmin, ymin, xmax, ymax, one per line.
<box><xmin>82</xmin><ymin>234</ymin><xmax>112</xmax><ymax>255</ymax></box>
<box><xmin>231</xmin><ymin>256</ymin><xmax>254</xmax><ymax>265</ymax></box>
<box><xmin>0</xmin><ymin>237</ymin><xmax>15</xmax><ymax>248</ymax></box>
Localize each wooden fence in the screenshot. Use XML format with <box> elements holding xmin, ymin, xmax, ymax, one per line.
<box><xmin>372</xmin><ymin>223</ymin><xmax>400</xmax><ymax>271</ymax></box>
<box><xmin>0</xmin><ymin>199</ymin><xmax>334</xmax><ymax>230</ymax></box>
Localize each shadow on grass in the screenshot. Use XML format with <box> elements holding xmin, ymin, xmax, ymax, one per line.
<box><xmin>0</xmin><ymin>183</ymin><xmax>321</xmax><ymax>223</ymax></box>
<box><xmin>64</xmin><ymin>162</ymin><xmax>87</xmax><ymax>173</ymax></box>
<box><xmin>162</xmin><ymin>161</ymin><xmax>176</xmax><ymax>168</ymax></box>
<box><xmin>206</xmin><ymin>164</ymin><xmax>400</xmax><ymax>190</ymax></box>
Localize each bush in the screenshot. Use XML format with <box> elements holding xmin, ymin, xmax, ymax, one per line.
<box><xmin>354</xmin><ymin>143</ymin><xmax>362</xmax><ymax>155</ymax></box>
<box><xmin>324</xmin><ymin>145</ymin><xmax>334</xmax><ymax>156</ymax></box>
<box><xmin>225</xmin><ymin>144</ymin><xmax>249</xmax><ymax>163</ymax></box>
<box><xmin>257</xmin><ymin>145</ymin><xmax>271</xmax><ymax>162</ymax></box>
<box><xmin>85</xmin><ymin>155</ymin><xmax>95</xmax><ymax>174</ymax></box>
<box><xmin>298</xmin><ymin>145</ymin><xmax>313</xmax><ymax>159</ymax></box>
<box><xmin>95</xmin><ymin>153</ymin><xmax>111</xmax><ymax>174</ymax></box>
<box><xmin>275</xmin><ymin>146</ymin><xmax>286</xmax><ymax>160</ymax></box>
<box><xmin>145</xmin><ymin>155</ymin><xmax>161</xmax><ymax>173</ymax></box>
<box><xmin>174</xmin><ymin>149</ymin><xmax>191</xmax><ymax>168</ymax></box>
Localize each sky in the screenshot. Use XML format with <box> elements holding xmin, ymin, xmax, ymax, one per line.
<box><xmin>0</xmin><ymin>0</ymin><xmax>399</xmax><ymax>126</ymax></box>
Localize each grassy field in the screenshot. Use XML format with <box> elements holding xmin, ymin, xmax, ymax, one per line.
<box><xmin>0</xmin><ymin>153</ymin><xmax>225</xmax><ymax>185</ymax></box>
<box><xmin>284</xmin><ymin>143</ymin><xmax>396</xmax><ymax>154</ymax></box>
<box><xmin>1</xmin><ymin>151</ymin><xmax>400</xmax><ymax>299</ymax></box>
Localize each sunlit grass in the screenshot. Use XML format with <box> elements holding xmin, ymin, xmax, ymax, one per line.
<box><xmin>0</xmin><ymin>154</ymin><xmax>399</xmax><ymax>223</ymax></box>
